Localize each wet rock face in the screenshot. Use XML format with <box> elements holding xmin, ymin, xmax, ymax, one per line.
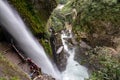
<box><xmin>0</xmin><ymin>28</ymin><xmax>5</xmax><ymax>41</ymax></box>
<box><xmin>29</xmin><ymin>0</ymin><xmax>57</xmax><ymax>19</ymax></box>
<box><xmin>0</xmin><ymin>25</ymin><xmax>4</xmax><ymax>41</ymax></box>
<box><xmin>52</xmin><ymin>33</ymin><xmax>67</xmax><ymax>71</ymax></box>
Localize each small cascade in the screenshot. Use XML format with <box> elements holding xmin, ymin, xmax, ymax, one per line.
<box><xmin>61</xmin><ymin>31</ymin><xmax>89</xmax><ymax>80</ymax></box>
<box><xmin>0</xmin><ymin>0</ymin><xmax>61</xmax><ymax>79</ymax></box>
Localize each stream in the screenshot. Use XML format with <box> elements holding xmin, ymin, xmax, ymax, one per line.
<box><xmin>61</xmin><ymin>31</ymin><xmax>89</xmax><ymax>80</ymax></box>
<box><xmin>55</xmin><ymin>3</ymin><xmax>89</xmax><ymax>80</ymax></box>
<box><xmin>0</xmin><ymin>0</ymin><xmax>90</xmax><ymax>80</ymax></box>
<box><xmin>0</xmin><ymin>0</ymin><xmax>60</xmax><ymax>79</ymax></box>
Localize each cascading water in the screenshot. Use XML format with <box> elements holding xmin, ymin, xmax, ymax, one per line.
<box><xmin>0</xmin><ymin>0</ymin><xmax>61</xmax><ymax>79</ymax></box>
<box><xmin>61</xmin><ymin>31</ymin><xmax>89</xmax><ymax>80</ymax></box>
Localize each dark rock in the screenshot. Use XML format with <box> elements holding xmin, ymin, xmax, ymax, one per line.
<box><xmin>29</xmin><ymin>0</ymin><xmax>57</xmax><ymax>20</ymax></box>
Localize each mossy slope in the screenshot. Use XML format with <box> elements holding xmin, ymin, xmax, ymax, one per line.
<box><xmin>0</xmin><ymin>53</ymin><xmax>30</xmax><ymax>80</ymax></box>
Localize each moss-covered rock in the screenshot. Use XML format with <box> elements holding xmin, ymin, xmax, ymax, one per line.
<box><xmin>9</xmin><ymin>0</ymin><xmax>57</xmax><ymax>35</ymax></box>
<box><xmin>0</xmin><ymin>53</ymin><xmax>30</xmax><ymax>80</ymax></box>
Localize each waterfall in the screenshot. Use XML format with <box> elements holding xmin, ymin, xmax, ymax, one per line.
<box><xmin>0</xmin><ymin>0</ymin><xmax>61</xmax><ymax>79</ymax></box>
<box><xmin>61</xmin><ymin>31</ymin><xmax>89</xmax><ymax>80</ymax></box>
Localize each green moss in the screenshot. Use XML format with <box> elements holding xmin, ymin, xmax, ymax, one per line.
<box><xmin>9</xmin><ymin>0</ymin><xmax>46</xmax><ymax>35</ymax></box>
<box><xmin>39</xmin><ymin>39</ymin><xmax>52</xmax><ymax>56</ymax></box>
<box><xmin>48</xmin><ymin>0</ymin><xmax>75</xmax><ymax>32</ymax></box>
<box><xmin>61</xmin><ymin>2</ymin><xmax>73</xmax><ymax>14</ymax></box>
<box><xmin>49</xmin><ymin>15</ymin><xmax>65</xmax><ymax>32</ymax></box>
<box><xmin>0</xmin><ymin>53</ymin><xmax>30</xmax><ymax>80</ymax></box>
<box><xmin>10</xmin><ymin>77</ymin><xmax>20</xmax><ymax>80</ymax></box>
<box><xmin>0</xmin><ymin>77</ymin><xmax>6</xmax><ymax>80</ymax></box>
<box><xmin>0</xmin><ymin>77</ymin><xmax>20</xmax><ymax>80</ymax></box>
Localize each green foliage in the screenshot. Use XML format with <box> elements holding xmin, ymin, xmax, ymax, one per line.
<box><xmin>9</xmin><ymin>0</ymin><xmax>47</xmax><ymax>35</ymax></box>
<box><xmin>61</xmin><ymin>1</ymin><xmax>73</xmax><ymax>14</ymax></box>
<box><xmin>73</xmin><ymin>0</ymin><xmax>120</xmax><ymax>33</ymax></box>
<box><xmin>48</xmin><ymin>5</ymin><xmax>66</xmax><ymax>32</ymax></box>
<box><xmin>50</xmin><ymin>14</ymin><xmax>64</xmax><ymax>32</ymax></box>
<box><xmin>0</xmin><ymin>77</ymin><xmax>6</xmax><ymax>80</ymax></box>
<box><xmin>0</xmin><ymin>77</ymin><xmax>20</xmax><ymax>80</ymax></box>
<box><xmin>49</xmin><ymin>0</ymin><xmax>73</xmax><ymax>31</ymax></box>
<box><xmin>48</xmin><ymin>0</ymin><xmax>120</xmax><ymax>79</ymax></box>
<box><xmin>40</xmin><ymin>39</ymin><xmax>52</xmax><ymax>56</ymax></box>
<box><xmin>10</xmin><ymin>77</ymin><xmax>20</xmax><ymax>80</ymax></box>
<box><xmin>87</xmin><ymin>47</ymin><xmax>120</xmax><ymax>80</ymax></box>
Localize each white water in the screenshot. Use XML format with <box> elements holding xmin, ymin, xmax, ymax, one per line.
<box><xmin>0</xmin><ymin>0</ymin><xmax>61</xmax><ymax>79</ymax></box>
<box><xmin>56</xmin><ymin>4</ymin><xmax>65</xmax><ymax>10</ymax></box>
<box><xmin>61</xmin><ymin>31</ymin><xmax>89</xmax><ymax>80</ymax></box>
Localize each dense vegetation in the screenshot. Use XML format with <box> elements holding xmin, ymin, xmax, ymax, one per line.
<box><xmin>49</xmin><ymin>0</ymin><xmax>120</xmax><ymax>80</ymax></box>
<box><xmin>87</xmin><ymin>47</ymin><xmax>120</xmax><ymax>80</ymax></box>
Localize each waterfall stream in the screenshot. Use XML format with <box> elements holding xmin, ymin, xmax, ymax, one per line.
<box><xmin>55</xmin><ymin>3</ymin><xmax>89</xmax><ymax>80</ymax></box>
<box><xmin>0</xmin><ymin>0</ymin><xmax>61</xmax><ymax>79</ymax></box>
<box><xmin>61</xmin><ymin>31</ymin><xmax>89</xmax><ymax>80</ymax></box>
<box><xmin>0</xmin><ymin>0</ymin><xmax>90</xmax><ymax>79</ymax></box>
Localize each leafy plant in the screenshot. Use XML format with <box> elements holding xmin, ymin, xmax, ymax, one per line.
<box><xmin>87</xmin><ymin>47</ymin><xmax>120</xmax><ymax>80</ymax></box>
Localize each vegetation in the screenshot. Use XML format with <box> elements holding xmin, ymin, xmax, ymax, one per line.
<box><xmin>73</xmin><ymin>0</ymin><xmax>120</xmax><ymax>79</ymax></box>
<box><xmin>87</xmin><ymin>47</ymin><xmax>120</xmax><ymax>80</ymax></box>
<box><xmin>50</xmin><ymin>0</ymin><xmax>120</xmax><ymax>79</ymax></box>
<box><xmin>0</xmin><ymin>53</ymin><xmax>30</xmax><ymax>80</ymax></box>
<box><xmin>39</xmin><ymin>38</ymin><xmax>53</xmax><ymax>56</ymax></box>
<box><xmin>50</xmin><ymin>0</ymin><xmax>120</xmax><ymax>34</ymax></box>
<box><xmin>72</xmin><ymin>0</ymin><xmax>120</xmax><ymax>33</ymax></box>
<box><xmin>8</xmin><ymin>0</ymin><xmax>57</xmax><ymax>55</ymax></box>
<box><xmin>0</xmin><ymin>0</ymin><xmax>57</xmax><ymax>79</ymax></box>
<box><xmin>0</xmin><ymin>0</ymin><xmax>120</xmax><ymax>79</ymax></box>
<box><xmin>48</xmin><ymin>10</ymin><xmax>65</xmax><ymax>32</ymax></box>
<box><xmin>48</xmin><ymin>0</ymin><xmax>73</xmax><ymax>32</ymax></box>
<box><xmin>9</xmin><ymin>0</ymin><xmax>47</xmax><ymax>35</ymax></box>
